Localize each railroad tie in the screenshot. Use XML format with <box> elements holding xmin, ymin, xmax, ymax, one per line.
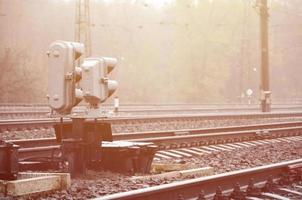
<box><xmin>292</xmin><ymin>136</ymin><xmax>301</xmax><ymax>140</ymax></box>
<box><xmin>295</xmin><ymin>136</ymin><xmax>302</xmax><ymax>140</ymax></box>
<box><xmin>251</xmin><ymin>140</ymin><xmax>269</xmax><ymax>145</ymax></box>
<box><xmin>242</xmin><ymin>142</ymin><xmax>257</xmax><ymax>146</ymax></box>
<box><xmin>264</xmin><ymin>139</ymin><xmax>276</xmax><ymax>144</ymax></box>
<box><xmin>241</xmin><ymin>142</ymin><xmax>256</xmax><ymax>147</ymax></box>
<box><xmin>224</xmin><ymin>143</ymin><xmax>243</xmax><ymax>149</ymax></box>
<box><xmin>293</xmin><ymin>136</ymin><xmax>302</xmax><ymax>140</ymax></box>
<box><xmin>269</xmin><ymin>139</ymin><xmax>282</xmax><ymax>143</ymax></box>
<box><xmin>154</xmin><ymin>153</ymin><xmax>172</xmax><ymax>159</ymax></box>
<box><xmin>275</xmin><ymin>138</ymin><xmax>288</xmax><ymax>142</ymax></box>
<box><xmin>208</xmin><ymin>145</ymin><xmax>230</xmax><ymax>151</ymax></box>
<box><xmin>200</xmin><ymin>146</ymin><xmax>220</xmax><ymax>152</ymax></box>
<box><xmin>284</xmin><ymin>137</ymin><xmax>300</xmax><ymax>142</ymax></box>
<box><xmin>168</xmin><ymin>149</ymin><xmax>192</xmax><ymax>157</ymax></box>
<box><xmin>276</xmin><ymin>138</ymin><xmax>292</xmax><ymax>142</ymax></box>
<box><xmin>157</xmin><ymin>150</ymin><xmax>183</xmax><ymax>158</ymax></box>
<box><xmin>258</xmin><ymin>140</ymin><xmax>272</xmax><ymax>144</ymax></box>
<box><xmin>278</xmin><ymin>188</ymin><xmax>302</xmax><ymax>196</ymax></box>
<box><xmin>190</xmin><ymin>147</ymin><xmax>212</xmax><ymax>154</ymax></box>
<box><xmin>261</xmin><ymin>192</ymin><xmax>290</xmax><ymax>200</ymax></box>
<box><xmin>216</xmin><ymin>144</ymin><xmax>235</xmax><ymax>150</ymax></box>
<box><xmin>294</xmin><ymin>185</ymin><xmax>302</xmax><ymax>189</ymax></box>
<box><xmin>181</xmin><ymin>148</ymin><xmax>203</xmax><ymax>156</ymax></box>
<box><xmin>259</xmin><ymin>140</ymin><xmax>271</xmax><ymax>144</ymax></box>
<box><xmin>233</xmin><ymin>142</ymin><xmax>250</xmax><ymax>148</ymax></box>
<box><xmin>246</xmin><ymin>197</ymin><xmax>264</xmax><ymax>200</ymax></box>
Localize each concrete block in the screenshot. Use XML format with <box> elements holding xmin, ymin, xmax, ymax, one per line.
<box><xmin>0</xmin><ymin>172</ymin><xmax>71</xmax><ymax>196</ymax></box>
<box><xmin>151</xmin><ymin>163</ymin><xmax>194</xmax><ymax>172</ymax></box>
<box><xmin>18</xmin><ymin>172</ymin><xmax>71</xmax><ymax>190</ymax></box>
<box><xmin>130</xmin><ymin>167</ymin><xmax>214</xmax><ymax>181</ymax></box>
<box><xmin>130</xmin><ymin>171</ymin><xmax>181</xmax><ymax>181</ymax></box>
<box><xmin>180</xmin><ymin>167</ymin><xmax>214</xmax><ymax>177</ymax></box>
<box><xmin>6</xmin><ymin>176</ymin><xmax>60</xmax><ymax>196</ymax></box>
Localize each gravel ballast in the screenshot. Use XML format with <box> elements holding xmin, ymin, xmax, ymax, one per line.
<box><xmin>7</xmin><ymin>138</ymin><xmax>302</xmax><ymax>200</ymax></box>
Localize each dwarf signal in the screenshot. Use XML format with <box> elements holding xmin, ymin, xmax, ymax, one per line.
<box><xmin>47</xmin><ymin>40</ymin><xmax>118</xmax><ymax>115</ymax></box>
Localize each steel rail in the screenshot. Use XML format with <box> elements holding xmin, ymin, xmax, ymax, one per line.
<box><xmin>97</xmin><ymin>158</ymin><xmax>302</xmax><ymax>200</ymax></box>
<box><xmin>0</xmin><ymin>103</ymin><xmax>301</xmax><ymax>122</ymax></box>
<box><xmin>0</xmin><ymin>106</ymin><xmax>263</xmax><ymax>116</ymax></box>
<box><xmin>2</xmin><ymin>111</ymin><xmax>302</xmax><ymax>131</ymax></box>
<box><xmin>1</xmin><ymin>105</ymin><xmax>302</xmax><ymax>119</ymax></box>
<box><xmin>7</xmin><ymin>122</ymin><xmax>302</xmax><ymax>160</ymax></box>
<box><xmin>113</xmin><ymin>120</ymin><xmax>302</xmax><ymax>140</ymax></box>
<box><xmin>0</xmin><ymin>102</ymin><xmax>301</xmax><ymax>108</ymax></box>
<box><xmin>127</xmin><ymin>126</ymin><xmax>302</xmax><ymax>148</ymax></box>
<box><xmin>7</xmin><ymin>121</ymin><xmax>302</xmax><ymax>147</ymax></box>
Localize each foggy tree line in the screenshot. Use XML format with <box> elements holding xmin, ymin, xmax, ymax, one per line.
<box><xmin>0</xmin><ymin>0</ymin><xmax>301</xmax><ymax>104</ymax></box>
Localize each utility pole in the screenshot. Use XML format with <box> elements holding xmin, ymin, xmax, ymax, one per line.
<box><xmin>75</xmin><ymin>0</ymin><xmax>91</xmax><ymax>57</ymax></box>
<box><xmin>258</xmin><ymin>0</ymin><xmax>271</xmax><ymax>112</ymax></box>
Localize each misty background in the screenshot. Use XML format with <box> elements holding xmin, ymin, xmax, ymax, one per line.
<box><xmin>0</xmin><ymin>0</ymin><xmax>302</xmax><ymax>104</ymax></box>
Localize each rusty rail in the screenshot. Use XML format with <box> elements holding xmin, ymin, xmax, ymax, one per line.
<box><xmin>98</xmin><ymin>159</ymin><xmax>302</xmax><ymax>200</ymax></box>
<box><xmin>128</xmin><ymin>126</ymin><xmax>302</xmax><ymax>149</ymax></box>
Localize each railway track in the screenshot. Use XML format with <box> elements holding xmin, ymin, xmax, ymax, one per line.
<box><xmin>152</xmin><ymin>135</ymin><xmax>302</xmax><ymax>161</ymax></box>
<box><xmin>98</xmin><ymin>159</ymin><xmax>302</xmax><ymax>200</ymax></box>
<box><xmin>1</xmin><ymin>103</ymin><xmax>302</xmax><ymax>119</ymax></box>
<box><xmin>8</xmin><ymin>120</ymin><xmax>302</xmax><ymax>144</ymax></box>
<box><xmin>7</xmin><ymin>121</ymin><xmax>302</xmax><ymax>162</ymax></box>
<box><xmin>23</xmin><ymin>136</ymin><xmax>300</xmax><ymax>200</ymax></box>
<box><xmin>2</xmin><ymin>116</ymin><xmax>302</xmax><ymax>199</ymax></box>
<box><xmin>2</xmin><ymin>112</ymin><xmax>302</xmax><ymax>134</ymax></box>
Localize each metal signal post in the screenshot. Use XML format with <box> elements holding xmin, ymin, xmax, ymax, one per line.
<box><xmin>259</xmin><ymin>0</ymin><xmax>271</xmax><ymax>112</ymax></box>
<box><xmin>75</xmin><ymin>0</ymin><xmax>91</xmax><ymax>57</ymax></box>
